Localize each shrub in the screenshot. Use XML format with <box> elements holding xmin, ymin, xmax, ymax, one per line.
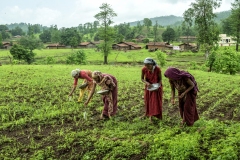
<box><xmin>212</xmin><ymin>48</ymin><xmax>240</xmax><ymax>75</ymax></box>
<box><xmin>66</xmin><ymin>50</ymin><xmax>87</xmax><ymax>65</ymax></box>
<box><xmin>155</xmin><ymin>50</ymin><xmax>167</xmax><ymax>67</ymax></box>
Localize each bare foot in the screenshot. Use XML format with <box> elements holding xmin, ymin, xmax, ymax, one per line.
<box><xmin>149</xmin><ymin>116</ymin><xmax>153</xmax><ymax>123</ymax></box>
<box><xmin>139</xmin><ymin>114</ymin><xmax>146</xmax><ymax>119</ymax></box>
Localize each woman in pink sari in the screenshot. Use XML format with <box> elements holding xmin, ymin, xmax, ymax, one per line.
<box><xmin>164</xmin><ymin>67</ymin><xmax>199</xmax><ymax>127</ymax></box>
<box><xmin>85</xmin><ymin>71</ymin><xmax>118</xmax><ymax>119</ymax></box>
<box><xmin>141</xmin><ymin>57</ymin><xmax>163</xmax><ymax>122</ymax></box>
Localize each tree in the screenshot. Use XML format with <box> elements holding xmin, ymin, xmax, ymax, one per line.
<box><xmin>222</xmin><ymin>0</ymin><xmax>240</xmax><ymax>51</ymax></box>
<box><xmin>11</xmin><ymin>26</ymin><xmax>25</xmax><ymax>36</ymax></box>
<box><xmin>10</xmin><ymin>44</ymin><xmax>35</xmax><ymax>64</ymax></box>
<box><xmin>0</xmin><ymin>31</ymin><xmax>11</xmax><ymax>40</ymax></box>
<box><xmin>153</xmin><ymin>21</ymin><xmax>158</xmax><ymax>44</ymax></box>
<box><xmin>184</xmin><ymin>0</ymin><xmax>221</xmax><ymax>58</ymax></box>
<box><xmin>143</xmin><ymin>18</ymin><xmax>152</xmax><ymax>35</ymax></box>
<box><xmin>183</xmin><ymin>8</ymin><xmax>194</xmax><ymax>43</ymax></box>
<box><xmin>60</xmin><ymin>28</ymin><xmax>81</xmax><ymax>48</ymax></box>
<box><xmin>50</xmin><ymin>25</ymin><xmax>61</xmax><ymax>43</ymax></box>
<box><xmin>162</xmin><ymin>27</ymin><xmax>176</xmax><ymax>43</ymax></box>
<box><xmin>0</xmin><ymin>34</ymin><xmax>3</xmax><ymax>48</ymax></box>
<box><xmin>18</xmin><ymin>36</ymin><xmax>44</xmax><ymax>52</ymax></box>
<box><xmin>0</xmin><ymin>25</ymin><xmax>8</xmax><ymax>32</ymax></box>
<box><xmin>39</xmin><ymin>30</ymin><xmax>51</xmax><ymax>43</ymax></box>
<box><xmin>94</xmin><ymin>3</ymin><xmax>117</xmax><ymax>64</ymax></box>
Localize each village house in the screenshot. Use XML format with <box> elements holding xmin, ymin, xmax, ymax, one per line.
<box><xmin>178</xmin><ymin>43</ymin><xmax>197</xmax><ymax>51</ymax></box>
<box><xmin>46</xmin><ymin>43</ymin><xmax>66</xmax><ymax>49</ymax></box>
<box><xmin>78</xmin><ymin>42</ymin><xmax>99</xmax><ymax>48</ymax></box>
<box><xmin>1</xmin><ymin>42</ymin><xmax>11</xmax><ymax>49</ymax></box>
<box><xmin>146</xmin><ymin>42</ymin><xmax>172</xmax><ymax>51</ymax></box>
<box><xmin>218</xmin><ymin>34</ymin><xmax>236</xmax><ymax>46</ymax></box>
<box><xmin>112</xmin><ymin>41</ymin><xmax>141</xmax><ymax>50</ymax></box>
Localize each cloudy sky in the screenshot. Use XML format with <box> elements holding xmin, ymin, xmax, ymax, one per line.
<box><xmin>0</xmin><ymin>0</ymin><xmax>234</xmax><ymax>28</ymax></box>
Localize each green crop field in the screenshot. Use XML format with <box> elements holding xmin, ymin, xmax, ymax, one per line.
<box><xmin>1</xmin><ymin>63</ymin><xmax>240</xmax><ymax>159</ymax></box>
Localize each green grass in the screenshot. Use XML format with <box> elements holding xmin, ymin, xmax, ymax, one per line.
<box><xmin>0</xmin><ymin>64</ymin><xmax>240</xmax><ymax>159</ymax></box>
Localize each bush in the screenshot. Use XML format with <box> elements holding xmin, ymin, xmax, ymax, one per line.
<box><xmin>10</xmin><ymin>44</ymin><xmax>35</xmax><ymax>64</ymax></box>
<box><xmin>155</xmin><ymin>50</ymin><xmax>167</xmax><ymax>67</ymax></box>
<box><xmin>66</xmin><ymin>50</ymin><xmax>87</xmax><ymax>65</ymax></box>
<box><xmin>212</xmin><ymin>48</ymin><xmax>240</xmax><ymax>75</ymax></box>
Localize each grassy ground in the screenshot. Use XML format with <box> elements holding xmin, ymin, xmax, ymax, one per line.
<box><xmin>0</xmin><ymin>64</ymin><xmax>240</xmax><ymax>159</ymax></box>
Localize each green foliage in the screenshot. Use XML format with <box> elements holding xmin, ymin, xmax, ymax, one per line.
<box><xmin>66</xmin><ymin>50</ymin><xmax>87</xmax><ymax>65</ymax></box>
<box><xmin>184</xmin><ymin>0</ymin><xmax>221</xmax><ymax>53</ymax></box>
<box><xmin>11</xmin><ymin>26</ymin><xmax>25</xmax><ymax>36</ymax></box>
<box><xmin>18</xmin><ymin>36</ymin><xmax>44</xmax><ymax>51</ymax></box>
<box><xmin>39</xmin><ymin>30</ymin><xmax>51</xmax><ymax>43</ymax></box>
<box><xmin>0</xmin><ymin>65</ymin><xmax>240</xmax><ymax>159</ymax></box>
<box><xmin>10</xmin><ymin>44</ymin><xmax>35</xmax><ymax>64</ymax></box>
<box><xmin>94</xmin><ymin>3</ymin><xmax>117</xmax><ymax>64</ymax></box>
<box><xmin>60</xmin><ymin>28</ymin><xmax>81</xmax><ymax>47</ymax></box>
<box><xmin>155</xmin><ymin>50</ymin><xmax>167</xmax><ymax>67</ymax></box>
<box><xmin>162</xmin><ymin>27</ymin><xmax>176</xmax><ymax>43</ymax></box>
<box><xmin>0</xmin><ymin>34</ymin><xmax>2</xmax><ymax>48</ymax></box>
<box><xmin>44</xmin><ymin>56</ymin><xmax>55</xmax><ymax>64</ymax></box>
<box><xmin>142</xmin><ymin>38</ymin><xmax>149</xmax><ymax>43</ymax></box>
<box><xmin>212</xmin><ymin>48</ymin><xmax>240</xmax><ymax>75</ymax></box>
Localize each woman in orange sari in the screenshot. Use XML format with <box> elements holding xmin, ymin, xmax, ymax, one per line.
<box><xmin>85</xmin><ymin>71</ymin><xmax>118</xmax><ymax>119</ymax></box>
<box><xmin>164</xmin><ymin>67</ymin><xmax>199</xmax><ymax>127</ymax></box>
<box><xmin>141</xmin><ymin>57</ymin><xmax>163</xmax><ymax>122</ymax></box>
<box><xmin>69</xmin><ymin>69</ymin><xmax>94</xmax><ymax>102</ymax></box>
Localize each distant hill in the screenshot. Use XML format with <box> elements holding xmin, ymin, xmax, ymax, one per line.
<box><xmin>129</xmin><ymin>10</ymin><xmax>231</xmax><ymax>27</ymax></box>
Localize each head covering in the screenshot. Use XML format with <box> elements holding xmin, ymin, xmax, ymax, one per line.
<box><xmin>71</xmin><ymin>69</ymin><xmax>80</xmax><ymax>77</ymax></box>
<box><xmin>92</xmin><ymin>71</ymin><xmax>102</xmax><ymax>79</ymax></box>
<box><xmin>164</xmin><ymin>67</ymin><xmax>199</xmax><ymax>92</ymax></box>
<box><xmin>144</xmin><ymin>57</ymin><xmax>157</xmax><ymax>66</ymax></box>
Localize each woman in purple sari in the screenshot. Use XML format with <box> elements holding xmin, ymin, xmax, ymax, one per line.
<box><xmin>164</xmin><ymin>67</ymin><xmax>199</xmax><ymax>126</ymax></box>
<box><xmin>85</xmin><ymin>71</ymin><xmax>118</xmax><ymax>119</ymax></box>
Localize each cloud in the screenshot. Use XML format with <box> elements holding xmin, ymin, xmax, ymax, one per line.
<box><xmin>0</xmin><ymin>0</ymin><xmax>234</xmax><ymax>28</ymax></box>
<box><xmin>1</xmin><ymin>5</ymin><xmax>61</xmax><ymax>26</ymax></box>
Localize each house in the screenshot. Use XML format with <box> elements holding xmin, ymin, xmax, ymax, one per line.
<box><xmin>112</xmin><ymin>43</ymin><xmax>129</xmax><ymax>50</ymax></box>
<box><xmin>178</xmin><ymin>43</ymin><xmax>197</xmax><ymax>51</ymax></box>
<box><xmin>112</xmin><ymin>41</ymin><xmax>141</xmax><ymax>50</ymax></box>
<box><xmin>146</xmin><ymin>42</ymin><xmax>172</xmax><ymax>51</ymax></box>
<box><xmin>13</xmin><ymin>35</ymin><xmax>21</xmax><ymax>38</ymax></box>
<box><xmin>46</xmin><ymin>43</ymin><xmax>66</xmax><ymax>49</ymax></box>
<box><xmin>179</xmin><ymin>36</ymin><xmax>197</xmax><ymax>43</ymax></box>
<box><xmin>218</xmin><ymin>34</ymin><xmax>236</xmax><ymax>46</ymax></box>
<box><xmin>2</xmin><ymin>42</ymin><xmax>11</xmax><ymax>49</ymax></box>
<box><xmin>78</xmin><ymin>42</ymin><xmax>97</xmax><ymax>48</ymax></box>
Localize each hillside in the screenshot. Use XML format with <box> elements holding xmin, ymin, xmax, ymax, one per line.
<box><xmin>129</xmin><ymin>10</ymin><xmax>231</xmax><ymax>27</ymax></box>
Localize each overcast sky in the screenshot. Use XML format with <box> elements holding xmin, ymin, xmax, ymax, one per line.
<box><xmin>0</xmin><ymin>0</ymin><xmax>234</xmax><ymax>28</ymax></box>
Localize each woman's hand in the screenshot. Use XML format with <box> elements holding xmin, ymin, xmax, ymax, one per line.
<box><xmin>146</xmin><ymin>82</ymin><xmax>152</xmax><ymax>87</ymax></box>
<box><xmin>179</xmin><ymin>92</ymin><xmax>186</xmax><ymax>99</ymax></box>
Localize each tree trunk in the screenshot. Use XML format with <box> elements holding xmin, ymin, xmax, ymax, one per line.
<box><xmin>104</xmin><ymin>55</ymin><xmax>108</xmax><ymax>64</ymax></box>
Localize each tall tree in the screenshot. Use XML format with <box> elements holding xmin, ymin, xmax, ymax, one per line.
<box><xmin>224</xmin><ymin>0</ymin><xmax>240</xmax><ymax>51</ymax></box>
<box><xmin>153</xmin><ymin>21</ymin><xmax>158</xmax><ymax>44</ymax></box>
<box><xmin>162</xmin><ymin>27</ymin><xmax>176</xmax><ymax>43</ymax></box>
<box><xmin>60</xmin><ymin>28</ymin><xmax>81</xmax><ymax>48</ymax></box>
<box><xmin>39</xmin><ymin>30</ymin><xmax>51</xmax><ymax>43</ymax></box>
<box><xmin>143</xmin><ymin>18</ymin><xmax>152</xmax><ymax>35</ymax></box>
<box><xmin>94</xmin><ymin>3</ymin><xmax>117</xmax><ymax>64</ymax></box>
<box><xmin>11</xmin><ymin>26</ymin><xmax>25</xmax><ymax>36</ymax></box>
<box><xmin>0</xmin><ymin>34</ymin><xmax>3</xmax><ymax>48</ymax></box>
<box><xmin>183</xmin><ymin>8</ymin><xmax>194</xmax><ymax>44</ymax></box>
<box><xmin>184</xmin><ymin>0</ymin><xmax>221</xmax><ymax>58</ymax></box>
<box><xmin>18</xmin><ymin>36</ymin><xmax>44</xmax><ymax>52</ymax></box>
